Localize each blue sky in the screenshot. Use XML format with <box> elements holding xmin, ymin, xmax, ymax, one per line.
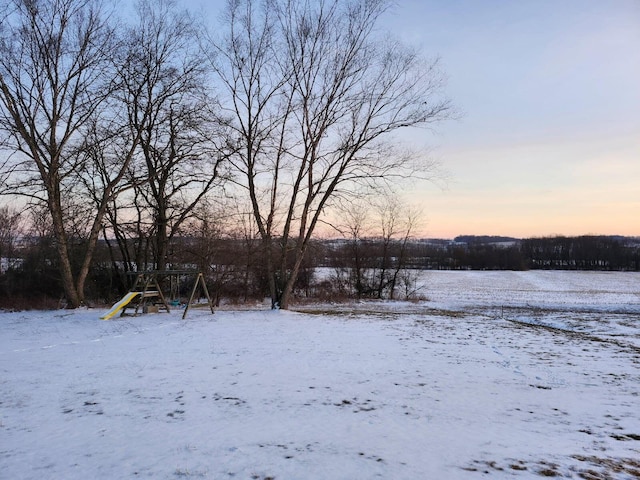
<box><xmin>188</xmin><ymin>0</ymin><xmax>639</xmax><ymax>238</ymax></box>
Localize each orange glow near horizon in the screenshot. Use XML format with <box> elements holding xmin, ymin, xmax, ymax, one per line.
<box><xmin>403</xmin><ymin>129</ymin><xmax>640</xmax><ymax>240</ymax></box>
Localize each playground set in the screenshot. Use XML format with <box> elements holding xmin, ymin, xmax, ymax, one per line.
<box><xmin>100</xmin><ymin>270</ymin><xmax>214</xmax><ymax>320</ymax></box>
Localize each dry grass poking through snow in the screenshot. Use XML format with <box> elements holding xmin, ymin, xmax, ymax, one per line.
<box><xmin>463</xmin><ymin>456</ymin><xmax>640</xmax><ymax>478</ymax></box>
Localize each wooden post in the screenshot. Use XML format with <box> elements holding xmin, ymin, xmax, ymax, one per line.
<box><xmin>183</xmin><ymin>272</ymin><xmax>214</xmax><ymax>319</ymax></box>
<box><xmin>122</xmin><ymin>271</ymin><xmax>170</xmax><ymax>317</ymax></box>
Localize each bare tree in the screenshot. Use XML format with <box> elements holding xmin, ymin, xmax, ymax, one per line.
<box><xmin>179</xmin><ymin>199</ymin><xmax>264</xmax><ymax>304</ymax></box>
<box><xmin>374</xmin><ymin>196</ymin><xmax>422</xmax><ymax>299</ymax></box>
<box><xmin>213</xmin><ymin>0</ymin><xmax>451</xmax><ymax>308</ymax></box>
<box><xmin>108</xmin><ymin>0</ymin><xmax>228</xmax><ymax>272</ymax></box>
<box><xmin>0</xmin><ymin>204</ymin><xmax>21</xmax><ymax>272</ymax></box>
<box><xmin>209</xmin><ymin>0</ymin><xmax>293</xmax><ymax>307</ymax></box>
<box><xmin>329</xmin><ymin>192</ymin><xmax>422</xmax><ymax>300</ymax></box>
<box><xmin>0</xmin><ymin>0</ymin><xmax>141</xmax><ymax>307</ymax></box>
<box><xmin>331</xmin><ymin>196</ymin><xmax>372</xmax><ymax>298</ymax></box>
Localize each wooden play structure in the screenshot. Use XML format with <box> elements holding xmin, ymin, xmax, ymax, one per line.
<box><xmin>101</xmin><ymin>270</ymin><xmax>214</xmax><ymax>320</ymax></box>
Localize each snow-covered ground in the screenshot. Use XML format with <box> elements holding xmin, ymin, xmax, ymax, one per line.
<box><xmin>1</xmin><ymin>271</ymin><xmax>639</xmax><ymax>479</ymax></box>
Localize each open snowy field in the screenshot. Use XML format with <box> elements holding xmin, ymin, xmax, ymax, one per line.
<box><xmin>1</xmin><ymin>271</ymin><xmax>639</xmax><ymax>479</ymax></box>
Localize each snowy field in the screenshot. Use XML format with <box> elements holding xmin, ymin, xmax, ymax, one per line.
<box><xmin>1</xmin><ymin>271</ymin><xmax>639</xmax><ymax>479</ymax></box>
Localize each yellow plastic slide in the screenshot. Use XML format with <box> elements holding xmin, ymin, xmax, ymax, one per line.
<box><xmin>100</xmin><ymin>292</ymin><xmax>141</xmax><ymax>320</ymax></box>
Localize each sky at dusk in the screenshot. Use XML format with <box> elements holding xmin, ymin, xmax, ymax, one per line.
<box><xmin>382</xmin><ymin>0</ymin><xmax>640</xmax><ymax>238</ymax></box>
<box><xmin>188</xmin><ymin>0</ymin><xmax>639</xmax><ymax>238</ymax></box>
<box><xmin>2</xmin><ymin>1</ymin><xmax>637</xmax><ymax>239</ymax></box>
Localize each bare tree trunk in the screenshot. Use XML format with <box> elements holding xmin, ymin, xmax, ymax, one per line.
<box><xmin>49</xmin><ymin>197</ymin><xmax>81</xmax><ymax>307</ymax></box>
<box><xmin>155</xmin><ymin>204</ymin><xmax>169</xmax><ymax>271</ymax></box>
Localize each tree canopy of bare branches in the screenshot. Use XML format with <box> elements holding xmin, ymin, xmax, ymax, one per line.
<box><xmin>103</xmin><ymin>0</ymin><xmax>228</xmax><ymax>273</ymax></box>
<box><xmin>0</xmin><ymin>0</ymin><xmax>125</xmax><ymax>307</ymax></box>
<box><xmin>212</xmin><ymin>0</ymin><xmax>452</xmax><ymax>308</ymax></box>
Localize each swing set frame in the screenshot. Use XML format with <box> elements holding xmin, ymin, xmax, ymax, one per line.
<box><xmin>122</xmin><ymin>270</ymin><xmax>214</xmax><ymax>319</ymax></box>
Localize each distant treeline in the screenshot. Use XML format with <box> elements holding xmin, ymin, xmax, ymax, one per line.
<box><xmin>381</xmin><ymin>235</ymin><xmax>640</xmax><ymax>271</ymax></box>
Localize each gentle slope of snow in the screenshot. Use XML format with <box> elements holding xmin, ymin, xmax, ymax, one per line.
<box><xmin>1</xmin><ymin>271</ymin><xmax>639</xmax><ymax>479</ymax></box>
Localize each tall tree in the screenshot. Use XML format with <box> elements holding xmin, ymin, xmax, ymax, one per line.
<box><xmin>210</xmin><ymin>0</ymin><xmax>292</xmax><ymax>307</ymax></box>
<box><xmin>213</xmin><ymin>0</ymin><xmax>451</xmax><ymax>308</ymax></box>
<box><xmin>108</xmin><ymin>0</ymin><xmax>227</xmax><ymax>272</ymax></box>
<box><xmin>0</xmin><ymin>0</ymin><xmax>134</xmax><ymax>307</ymax></box>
